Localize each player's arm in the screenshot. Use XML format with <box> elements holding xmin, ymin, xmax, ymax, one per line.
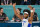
<box><xmin>28</xmin><ymin>5</ymin><xmax>33</xmax><ymax>20</ymax></box>
<box><xmin>28</xmin><ymin>5</ymin><xmax>34</xmax><ymax>24</ymax></box>
<box><xmin>13</xmin><ymin>3</ymin><xmax>23</xmax><ymax>20</ymax></box>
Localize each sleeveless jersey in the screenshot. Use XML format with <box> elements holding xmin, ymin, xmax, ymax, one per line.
<box><xmin>22</xmin><ymin>18</ymin><xmax>31</xmax><ymax>27</ymax></box>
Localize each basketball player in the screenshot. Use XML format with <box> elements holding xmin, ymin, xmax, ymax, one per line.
<box><xmin>13</xmin><ymin>3</ymin><xmax>34</xmax><ymax>27</ymax></box>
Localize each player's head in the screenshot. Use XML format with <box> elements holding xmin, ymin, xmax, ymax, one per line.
<box><xmin>16</xmin><ymin>8</ymin><xmax>22</xmax><ymax>14</ymax></box>
<box><xmin>0</xmin><ymin>7</ymin><xmax>3</xmax><ymax>13</ymax></box>
<box><xmin>23</xmin><ymin>9</ymin><xmax>30</xmax><ymax>19</ymax></box>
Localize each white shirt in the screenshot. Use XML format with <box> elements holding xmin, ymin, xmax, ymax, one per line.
<box><xmin>22</xmin><ymin>18</ymin><xmax>29</xmax><ymax>27</ymax></box>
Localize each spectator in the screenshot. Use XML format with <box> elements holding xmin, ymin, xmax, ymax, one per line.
<box><xmin>0</xmin><ymin>7</ymin><xmax>9</xmax><ymax>23</ymax></box>
<box><xmin>12</xmin><ymin>8</ymin><xmax>23</xmax><ymax>22</ymax></box>
<box><xmin>39</xmin><ymin>1</ymin><xmax>40</xmax><ymax>5</ymax></box>
<box><xmin>31</xmin><ymin>0</ymin><xmax>36</xmax><ymax>5</ymax></box>
<box><xmin>33</xmin><ymin>12</ymin><xmax>38</xmax><ymax>21</ymax></box>
<box><xmin>1</xmin><ymin>0</ymin><xmax>12</xmax><ymax>5</ymax></box>
<box><xmin>32</xmin><ymin>7</ymin><xmax>38</xmax><ymax>21</ymax></box>
<box><xmin>21</xmin><ymin>0</ymin><xmax>31</xmax><ymax>5</ymax></box>
<box><xmin>15</xmin><ymin>0</ymin><xmax>21</xmax><ymax>5</ymax></box>
<box><xmin>35</xmin><ymin>0</ymin><xmax>39</xmax><ymax>5</ymax></box>
<box><xmin>0</xmin><ymin>0</ymin><xmax>1</xmax><ymax>5</ymax></box>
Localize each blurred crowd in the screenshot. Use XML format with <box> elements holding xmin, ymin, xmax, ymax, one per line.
<box><xmin>0</xmin><ymin>0</ymin><xmax>40</xmax><ymax>5</ymax></box>
<box><xmin>0</xmin><ymin>5</ymin><xmax>39</xmax><ymax>23</ymax></box>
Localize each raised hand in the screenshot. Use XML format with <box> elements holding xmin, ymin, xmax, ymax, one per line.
<box><xmin>28</xmin><ymin>5</ymin><xmax>32</xmax><ymax>10</ymax></box>
<box><xmin>13</xmin><ymin>3</ymin><xmax>16</xmax><ymax>7</ymax></box>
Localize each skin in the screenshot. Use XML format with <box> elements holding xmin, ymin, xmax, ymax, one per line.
<box><xmin>0</xmin><ymin>9</ymin><xmax>9</xmax><ymax>21</ymax></box>
<box><xmin>13</xmin><ymin>3</ymin><xmax>33</xmax><ymax>24</ymax></box>
<box><xmin>1</xmin><ymin>3</ymin><xmax>12</xmax><ymax>5</ymax></box>
<box><xmin>10</xmin><ymin>3</ymin><xmax>12</xmax><ymax>5</ymax></box>
<box><xmin>24</xmin><ymin>0</ymin><xmax>27</xmax><ymax>2</ymax></box>
<box><xmin>37</xmin><ymin>17</ymin><xmax>38</xmax><ymax>21</ymax></box>
<box><xmin>24</xmin><ymin>13</ymin><xmax>29</xmax><ymax>18</ymax></box>
<box><xmin>1</xmin><ymin>3</ymin><xmax>4</xmax><ymax>5</ymax></box>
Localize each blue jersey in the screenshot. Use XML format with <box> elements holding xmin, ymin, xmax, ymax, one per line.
<box><xmin>28</xmin><ymin>23</ymin><xmax>31</xmax><ymax>27</ymax></box>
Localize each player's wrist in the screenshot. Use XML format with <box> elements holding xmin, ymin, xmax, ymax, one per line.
<box><xmin>31</xmin><ymin>10</ymin><xmax>33</xmax><ymax>12</ymax></box>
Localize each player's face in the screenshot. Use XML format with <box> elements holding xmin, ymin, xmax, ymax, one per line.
<box><xmin>16</xmin><ymin>9</ymin><xmax>20</xmax><ymax>13</ymax></box>
<box><xmin>0</xmin><ymin>9</ymin><xmax>3</xmax><ymax>13</ymax></box>
<box><xmin>24</xmin><ymin>13</ymin><xmax>29</xmax><ymax>18</ymax></box>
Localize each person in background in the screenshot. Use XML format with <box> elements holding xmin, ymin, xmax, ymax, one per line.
<box><xmin>33</xmin><ymin>12</ymin><xmax>38</xmax><ymax>21</ymax></box>
<box><xmin>39</xmin><ymin>1</ymin><xmax>40</xmax><ymax>5</ymax></box>
<box><xmin>12</xmin><ymin>8</ymin><xmax>23</xmax><ymax>22</ymax></box>
<box><xmin>21</xmin><ymin>0</ymin><xmax>31</xmax><ymax>5</ymax></box>
<box><xmin>0</xmin><ymin>0</ymin><xmax>1</xmax><ymax>5</ymax></box>
<box><xmin>31</xmin><ymin>0</ymin><xmax>36</xmax><ymax>5</ymax></box>
<box><xmin>35</xmin><ymin>0</ymin><xmax>39</xmax><ymax>5</ymax></box>
<box><xmin>32</xmin><ymin>7</ymin><xmax>38</xmax><ymax>21</ymax></box>
<box><xmin>12</xmin><ymin>0</ymin><xmax>21</xmax><ymax>5</ymax></box>
<box><xmin>0</xmin><ymin>7</ymin><xmax>9</xmax><ymax>23</ymax></box>
<box><xmin>1</xmin><ymin>0</ymin><xmax>12</xmax><ymax>5</ymax></box>
<box><xmin>31</xmin><ymin>0</ymin><xmax>39</xmax><ymax>5</ymax></box>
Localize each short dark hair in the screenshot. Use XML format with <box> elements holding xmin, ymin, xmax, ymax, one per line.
<box><xmin>23</xmin><ymin>9</ymin><xmax>30</xmax><ymax>17</ymax></box>
<box><xmin>17</xmin><ymin>8</ymin><xmax>22</xmax><ymax>12</ymax></box>
<box><xmin>0</xmin><ymin>7</ymin><xmax>3</xmax><ymax>10</ymax></box>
